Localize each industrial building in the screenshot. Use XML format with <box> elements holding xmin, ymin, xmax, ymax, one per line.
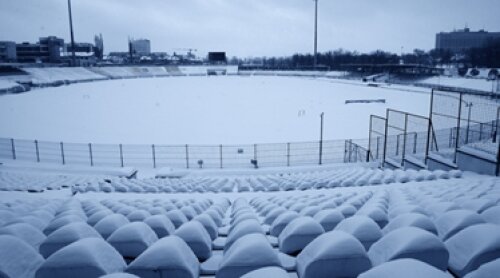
<box><xmin>0</xmin><ymin>41</ymin><xmax>17</xmax><ymax>62</ymax></box>
<box><xmin>436</xmin><ymin>28</ymin><xmax>500</xmax><ymax>53</ymax></box>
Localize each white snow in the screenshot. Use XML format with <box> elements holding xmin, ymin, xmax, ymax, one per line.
<box><xmin>368</xmin><ymin>227</ymin><xmax>449</xmax><ymax>271</ymax></box>
<box><xmin>278</xmin><ymin>216</ymin><xmax>325</xmax><ymax>255</ymax></box>
<box><xmin>217</xmin><ymin>233</ymin><xmax>281</xmax><ymax>278</ymax></box>
<box><xmin>445</xmin><ymin>224</ymin><xmax>500</xmax><ymax>277</ymax></box>
<box><xmin>40</xmin><ymin>222</ymin><xmax>102</xmax><ymax>258</ymax></box>
<box><xmin>126</xmin><ymin>235</ymin><xmax>199</xmax><ymax>278</ymax></box>
<box><xmin>240</xmin><ymin>266</ymin><xmax>289</xmax><ymax>278</ymax></box>
<box><xmin>107</xmin><ymin>222</ymin><xmax>158</xmax><ymax>259</ymax></box>
<box><xmin>35</xmin><ymin>238</ymin><xmax>126</xmax><ymax>278</ymax></box>
<box><xmin>174</xmin><ymin>221</ymin><xmax>212</xmax><ymax>261</ymax></box>
<box><xmin>435</xmin><ymin>210</ymin><xmax>485</xmax><ymax>241</ymax></box>
<box><xmin>0</xmin><ymin>235</ymin><xmax>44</xmax><ymax>278</ymax></box>
<box><xmin>334</xmin><ymin>215</ymin><xmax>383</xmax><ymax>250</ymax></box>
<box><xmin>0</xmin><ymin>76</ymin><xmax>431</xmax><ymax>144</ymax></box>
<box><xmin>296</xmin><ymin>231</ymin><xmax>371</xmax><ymax>278</ymax></box>
<box><xmin>358</xmin><ymin>259</ymin><xmax>451</xmax><ymax>278</ymax></box>
<box><xmin>464</xmin><ymin>258</ymin><xmax>500</xmax><ymax>278</ymax></box>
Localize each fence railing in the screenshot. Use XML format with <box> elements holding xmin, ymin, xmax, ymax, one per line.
<box><xmin>0</xmin><ymin>137</ymin><xmax>368</xmax><ymax>169</ymax></box>
<box><xmin>366</xmin><ymin>88</ymin><xmax>500</xmax><ymax>174</ymax></box>
<box><xmin>344</xmin><ymin>140</ymin><xmax>372</xmax><ymax>163</ymax></box>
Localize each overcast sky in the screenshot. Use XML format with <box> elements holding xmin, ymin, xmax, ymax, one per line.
<box><xmin>1</xmin><ymin>0</ymin><xmax>499</xmax><ymax>57</ymax></box>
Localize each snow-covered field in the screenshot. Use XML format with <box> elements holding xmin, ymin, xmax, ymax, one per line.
<box><xmin>1</xmin><ymin>171</ymin><xmax>499</xmax><ymax>278</ymax></box>
<box><xmin>0</xmin><ymin>76</ymin><xmax>431</xmax><ymax>144</ymax></box>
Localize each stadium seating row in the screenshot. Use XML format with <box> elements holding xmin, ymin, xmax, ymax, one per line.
<box><xmin>1</xmin><ymin>175</ymin><xmax>500</xmax><ymax>277</ymax></box>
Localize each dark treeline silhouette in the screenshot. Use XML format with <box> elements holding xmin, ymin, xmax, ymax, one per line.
<box><xmin>236</xmin><ymin>40</ymin><xmax>500</xmax><ymax>70</ymax></box>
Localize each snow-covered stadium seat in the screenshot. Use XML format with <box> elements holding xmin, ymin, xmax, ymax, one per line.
<box><xmin>446</xmin><ymin>224</ymin><xmax>500</xmax><ymax>277</ymax></box>
<box><xmin>39</xmin><ymin>222</ymin><xmax>102</xmax><ymax>258</ymax></box>
<box><xmin>175</xmin><ymin>221</ymin><xmax>212</xmax><ymax>261</ymax></box>
<box><xmin>107</xmin><ymin>222</ymin><xmax>158</xmax><ymax>260</ymax></box>
<box><xmin>358</xmin><ymin>259</ymin><xmax>450</xmax><ymax>278</ymax></box>
<box><xmin>35</xmin><ymin>238</ymin><xmax>126</xmax><ymax>278</ymax></box>
<box><xmin>278</xmin><ymin>216</ymin><xmax>325</xmax><ymax>255</ymax></box>
<box><xmin>216</xmin><ymin>233</ymin><xmax>281</xmax><ymax>278</ymax></box>
<box><xmin>334</xmin><ymin>215</ymin><xmax>382</xmax><ymax>250</ymax></box>
<box><xmin>368</xmin><ymin>227</ymin><xmax>449</xmax><ymax>271</ymax></box>
<box><xmin>296</xmin><ymin>231</ymin><xmax>371</xmax><ymax>278</ymax></box>
<box><xmin>464</xmin><ymin>258</ymin><xmax>500</xmax><ymax>278</ymax></box>
<box><xmin>126</xmin><ymin>236</ymin><xmax>199</xmax><ymax>278</ymax></box>
<box><xmin>0</xmin><ymin>235</ymin><xmax>44</xmax><ymax>278</ymax></box>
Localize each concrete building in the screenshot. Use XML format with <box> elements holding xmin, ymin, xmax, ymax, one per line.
<box><xmin>436</xmin><ymin>28</ymin><xmax>500</xmax><ymax>53</ymax></box>
<box><xmin>0</xmin><ymin>41</ymin><xmax>17</xmax><ymax>62</ymax></box>
<box><xmin>16</xmin><ymin>36</ymin><xmax>65</xmax><ymax>63</ymax></box>
<box><xmin>64</xmin><ymin>42</ymin><xmax>97</xmax><ymax>66</ymax></box>
<box><xmin>129</xmin><ymin>38</ymin><xmax>151</xmax><ymax>56</ymax></box>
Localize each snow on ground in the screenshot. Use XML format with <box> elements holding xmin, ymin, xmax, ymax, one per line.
<box><xmin>418</xmin><ymin>76</ymin><xmax>497</xmax><ymax>92</ymax></box>
<box><xmin>0</xmin><ymin>76</ymin><xmax>430</xmax><ymax>144</ymax></box>
<box><xmin>0</xmin><ymin>79</ymin><xmax>20</xmax><ymax>90</ymax></box>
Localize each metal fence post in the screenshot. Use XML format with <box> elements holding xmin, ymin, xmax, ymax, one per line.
<box><xmin>368</xmin><ymin>116</ymin><xmax>373</xmax><ymax>159</ymax></box>
<box><xmin>10</xmin><ymin>138</ymin><xmax>16</xmax><ymax>160</ymax></box>
<box><xmin>185</xmin><ymin>144</ymin><xmax>189</xmax><ymax>169</ymax></box>
<box><xmin>454</xmin><ymin>93</ymin><xmax>463</xmax><ymax>163</ymax></box>
<box><xmin>413</xmin><ymin>133</ymin><xmax>417</xmax><ymax>154</ymax></box>
<box><xmin>119</xmin><ymin>144</ymin><xmax>124</xmax><ymax>167</ymax></box>
<box><xmin>287</xmin><ymin>142</ymin><xmax>291</xmax><ymax>167</ymax></box>
<box><xmin>395</xmin><ymin>135</ymin><xmax>400</xmax><ymax>156</ymax></box>
<box><xmin>152</xmin><ymin>144</ymin><xmax>156</xmax><ymax>168</ymax></box>
<box><xmin>401</xmin><ymin>114</ymin><xmax>408</xmax><ymax>167</ymax></box>
<box><xmin>479</xmin><ymin>123</ymin><xmax>483</xmax><ymax>141</ymax></box>
<box><xmin>34</xmin><ymin>140</ymin><xmax>40</xmax><ymax>162</ymax></box>
<box><xmin>219</xmin><ymin>145</ymin><xmax>223</xmax><ymax>169</ymax></box>
<box><xmin>348</xmin><ymin>139</ymin><xmax>353</xmax><ymax>162</ymax></box>
<box><xmin>382</xmin><ymin>110</ymin><xmax>389</xmax><ymax>167</ymax></box>
<box><xmin>376</xmin><ymin>137</ymin><xmax>380</xmax><ymax>159</ymax></box>
<box><xmin>254</xmin><ymin>144</ymin><xmax>257</xmax><ymax>162</ymax></box>
<box><xmin>89</xmin><ymin>143</ymin><xmax>94</xmax><ymax>166</ymax></box>
<box><xmin>60</xmin><ymin>142</ymin><xmax>65</xmax><ymax>165</ymax></box>
<box><xmin>425</xmin><ymin>89</ymin><xmax>434</xmax><ymax>165</ymax></box>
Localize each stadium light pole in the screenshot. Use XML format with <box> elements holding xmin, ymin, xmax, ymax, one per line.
<box><xmin>67</xmin><ymin>0</ymin><xmax>76</xmax><ymax>67</ymax></box>
<box><xmin>313</xmin><ymin>0</ymin><xmax>319</xmax><ymax>69</ymax></box>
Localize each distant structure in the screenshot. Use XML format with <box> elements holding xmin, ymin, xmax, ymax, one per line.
<box><xmin>129</xmin><ymin>38</ymin><xmax>151</xmax><ymax>57</ymax></box>
<box><xmin>16</xmin><ymin>36</ymin><xmax>65</xmax><ymax>63</ymax></box>
<box><xmin>0</xmin><ymin>41</ymin><xmax>17</xmax><ymax>62</ymax></box>
<box><xmin>436</xmin><ymin>28</ymin><xmax>500</xmax><ymax>53</ymax></box>
<box><xmin>64</xmin><ymin>42</ymin><xmax>97</xmax><ymax>66</ymax></box>
<box><xmin>208</xmin><ymin>52</ymin><xmax>227</xmax><ymax>64</ymax></box>
<box><xmin>94</xmin><ymin>34</ymin><xmax>104</xmax><ymax>60</ymax></box>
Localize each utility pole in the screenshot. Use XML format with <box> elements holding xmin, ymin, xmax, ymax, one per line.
<box><xmin>319</xmin><ymin>112</ymin><xmax>324</xmax><ymax>165</ymax></box>
<box><xmin>67</xmin><ymin>0</ymin><xmax>76</xmax><ymax>67</ymax></box>
<box><xmin>313</xmin><ymin>0</ymin><xmax>318</xmax><ymax>69</ymax></box>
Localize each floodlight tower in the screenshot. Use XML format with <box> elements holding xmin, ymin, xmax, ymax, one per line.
<box><xmin>67</xmin><ymin>0</ymin><xmax>76</xmax><ymax>67</ymax></box>
<box><xmin>313</xmin><ymin>0</ymin><xmax>319</xmax><ymax>68</ymax></box>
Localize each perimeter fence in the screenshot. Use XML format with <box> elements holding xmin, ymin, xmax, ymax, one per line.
<box><xmin>0</xmin><ymin>138</ymin><xmax>366</xmax><ymax>169</ymax></box>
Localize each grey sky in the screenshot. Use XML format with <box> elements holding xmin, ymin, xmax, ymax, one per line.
<box><xmin>1</xmin><ymin>0</ymin><xmax>499</xmax><ymax>57</ymax></box>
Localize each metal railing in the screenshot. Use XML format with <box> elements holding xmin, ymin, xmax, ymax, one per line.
<box><xmin>0</xmin><ymin>137</ymin><xmax>366</xmax><ymax>169</ymax></box>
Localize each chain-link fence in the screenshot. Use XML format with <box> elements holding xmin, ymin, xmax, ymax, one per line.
<box><xmin>430</xmin><ymin>89</ymin><xmax>500</xmax><ymax>164</ymax></box>
<box><xmin>0</xmin><ymin>137</ymin><xmax>353</xmax><ymax>169</ymax></box>
<box><xmin>368</xmin><ymin>115</ymin><xmax>386</xmax><ymax>162</ymax></box>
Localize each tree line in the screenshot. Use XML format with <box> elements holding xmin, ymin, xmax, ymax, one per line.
<box><xmin>233</xmin><ymin>39</ymin><xmax>500</xmax><ymax>70</ymax></box>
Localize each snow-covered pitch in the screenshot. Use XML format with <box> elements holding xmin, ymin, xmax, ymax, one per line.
<box><xmin>0</xmin><ymin>76</ymin><xmax>431</xmax><ymax>145</ymax></box>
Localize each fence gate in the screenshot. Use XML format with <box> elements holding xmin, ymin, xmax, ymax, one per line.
<box><xmin>368</xmin><ymin>115</ymin><xmax>386</xmax><ymax>163</ymax></box>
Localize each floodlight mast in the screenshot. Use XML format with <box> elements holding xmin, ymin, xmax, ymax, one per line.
<box><xmin>313</xmin><ymin>0</ymin><xmax>318</xmax><ymax>69</ymax></box>
<box><xmin>67</xmin><ymin>0</ymin><xmax>76</xmax><ymax>67</ymax></box>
